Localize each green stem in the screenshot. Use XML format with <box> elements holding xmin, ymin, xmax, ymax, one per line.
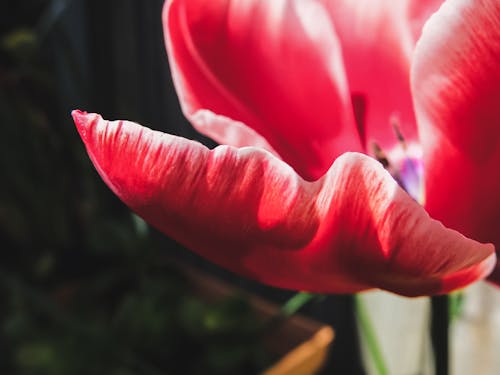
<box><xmin>280</xmin><ymin>292</ymin><xmax>320</xmax><ymax>318</ymax></box>
<box><xmin>263</xmin><ymin>292</ymin><xmax>322</xmax><ymax>333</ymax></box>
<box><xmin>354</xmin><ymin>294</ymin><xmax>389</xmax><ymax>375</ymax></box>
<box><xmin>449</xmin><ymin>291</ymin><xmax>464</xmax><ymax>322</ymax></box>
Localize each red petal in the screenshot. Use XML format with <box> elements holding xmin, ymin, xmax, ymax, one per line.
<box><xmin>163</xmin><ymin>0</ymin><xmax>362</xmax><ymax>180</ymax></box>
<box><xmin>411</xmin><ymin>0</ymin><xmax>500</xmax><ymax>284</ymax></box>
<box><xmin>72</xmin><ymin>110</ymin><xmax>496</xmax><ymax>296</ymax></box>
<box><xmin>321</xmin><ymin>0</ymin><xmax>442</xmax><ymax>150</ymax></box>
<box><xmin>406</xmin><ymin>0</ymin><xmax>446</xmax><ymax>42</ymax></box>
<box><xmin>189</xmin><ymin>109</ymin><xmax>278</xmax><ymax>155</ymax></box>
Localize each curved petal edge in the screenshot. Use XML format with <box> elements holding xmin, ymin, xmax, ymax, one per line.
<box><xmin>163</xmin><ymin>0</ymin><xmax>362</xmax><ymax>180</ymax></box>
<box><xmin>411</xmin><ymin>0</ymin><xmax>500</xmax><ymax>286</ymax></box>
<box><xmin>72</xmin><ymin>110</ymin><xmax>496</xmax><ymax>296</ymax></box>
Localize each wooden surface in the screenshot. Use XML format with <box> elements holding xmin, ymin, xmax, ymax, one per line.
<box><xmin>182</xmin><ymin>264</ymin><xmax>335</xmax><ymax>374</ymax></box>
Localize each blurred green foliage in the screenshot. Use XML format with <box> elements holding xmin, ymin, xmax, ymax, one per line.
<box><xmin>0</xmin><ymin>1</ymin><xmax>273</xmax><ymax>373</ymax></box>
<box><xmin>2</xmin><ymin>262</ymin><xmax>271</xmax><ymax>374</ymax></box>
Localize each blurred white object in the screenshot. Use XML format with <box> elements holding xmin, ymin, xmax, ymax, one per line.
<box><xmin>358</xmin><ymin>290</ymin><xmax>433</xmax><ymax>375</ymax></box>
<box><xmin>359</xmin><ymin>282</ymin><xmax>500</xmax><ymax>375</ymax></box>
<box><xmin>452</xmin><ymin>282</ymin><xmax>500</xmax><ymax>375</ymax></box>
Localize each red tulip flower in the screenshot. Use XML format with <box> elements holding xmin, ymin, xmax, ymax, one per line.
<box><xmin>73</xmin><ymin>0</ymin><xmax>499</xmax><ymax>296</ymax></box>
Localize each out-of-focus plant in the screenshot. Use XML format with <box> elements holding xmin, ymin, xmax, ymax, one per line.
<box><xmin>2</xmin><ymin>260</ymin><xmax>271</xmax><ymax>375</ymax></box>
<box><xmin>0</xmin><ymin>2</ymin><xmax>276</xmax><ymax>374</ymax></box>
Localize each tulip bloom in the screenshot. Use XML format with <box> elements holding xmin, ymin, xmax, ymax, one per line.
<box><xmin>73</xmin><ymin>0</ymin><xmax>499</xmax><ymax>296</ymax></box>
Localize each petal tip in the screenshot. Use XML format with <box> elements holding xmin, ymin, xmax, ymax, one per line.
<box><xmin>71</xmin><ymin>109</ymin><xmax>88</xmax><ymax>122</ymax></box>
<box><xmin>487</xmin><ymin>262</ymin><xmax>500</xmax><ymax>286</ymax></box>
<box><xmin>71</xmin><ymin>109</ymin><xmax>89</xmax><ymax>127</ymax></box>
<box><xmin>440</xmin><ymin>248</ymin><xmax>497</xmax><ymax>295</ymax></box>
<box><xmin>71</xmin><ymin>110</ymin><xmax>100</xmax><ymax>140</ymax></box>
<box><xmin>482</xmin><ymin>250</ymin><xmax>498</xmax><ymax>279</ymax></box>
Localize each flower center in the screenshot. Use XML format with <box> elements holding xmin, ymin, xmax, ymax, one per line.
<box><xmin>372</xmin><ymin>118</ymin><xmax>425</xmax><ymax>205</ymax></box>
<box><xmin>350</xmin><ymin>95</ymin><xmax>424</xmax><ymax>204</ymax></box>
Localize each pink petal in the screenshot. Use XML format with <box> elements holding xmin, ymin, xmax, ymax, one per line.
<box><xmin>411</xmin><ymin>0</ymin><xmax>500</xmax><ymax>285</ymax></box>
<box><xmin>321</xmin><ymin>0</ymin><xmax>443</xmax><ymax>150</ymax></box>
<box><xmin>189</xmin><ymin>109</ymin><xmax>278</xmax><ymax>155</ymax></box>
<box><xmin>72</xmin><ymin>110</ymin><xmax>496</xmax><ymax>296</ymax></box>
<box><xmin>163</xmin><ymin>0</ymin><xmax>362</xmax><ymax>181</ymax></box>
<box><xmin>406</xmin><ymin>0</ymin><xmax>447</xmax><ymax>43</ymax></box>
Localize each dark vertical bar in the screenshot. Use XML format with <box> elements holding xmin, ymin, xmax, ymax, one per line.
<box><xmin>85</xmin><ymin>0</ymin><xmax>119</xmax><ymax>117</ymax></box>
<box><xmin>431</xmin><ymin>295</ymin><xmax>449</xmax><ymax>375</ymax></box>
<box><xmin>45</xmin><ymin>0</ymin><xmax>91</xmax><ymax>264</ymax></box>
<box><xmin>133</xmin><ymin>0</ymin><xmax>215</xmax><ymax>143</ymax></box>
<box><xmin>304</xmin><ymin>295</ymin><xmax>366</xmax><ymax>375</ymax></box>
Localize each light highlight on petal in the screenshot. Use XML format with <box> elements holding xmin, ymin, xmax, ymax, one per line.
<box><xmin>321</xmin><ymin>0</ymin><xmax>442</xmax><ymax>151</ymax></box>
<box><xmin>73</xmin><ymin>111</ymin><xmax>496</xmax><ymax>296</ymax></box>
<box><xmin>411</xmin><ymin>0</ymin><xmax>500</xmax><ymax>284</ymax></box>
<box><xmin>163</xmin><ymin>0</ymin><xmax>362</xmax><ymax>180</ymax></box>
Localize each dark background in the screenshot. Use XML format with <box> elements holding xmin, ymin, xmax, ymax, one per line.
<box><xmin>0</xmin><ymin>0</ymin><xmax>365</xmax><ymax>373</ymax></box>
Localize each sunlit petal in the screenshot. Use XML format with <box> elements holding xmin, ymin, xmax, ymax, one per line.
<box><xmin>411</xmin><ymin>0</ymin><xmax>500</xmax><ymax>284</ymax></box>
<box><xmin>73</xmin><ymin>111</ymin><xmax>496</xmax><ymax>296</ymax></box>
<box><xmin>163</xmin><ymin>0</ymin><xmax>361</xmax><ymax>180</ymax></box>
<box><xmin>321</xmin><ymin>0</ymin><xmax>442</xmax><ymax>150</ymax></box>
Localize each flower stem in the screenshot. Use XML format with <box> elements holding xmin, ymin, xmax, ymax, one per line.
<box><xmin>448</xmin><ymin>291</ymin><xmax>464</xmax><ymax>322</ymax></box>
<box><xmin>354</xmin><ymin>294</ymin><xmax>389</xmax><ymax>375</ymax></box>
<box><xmin>431</xmin><ymin>295</ymin><xmax>449</xmax><ymax>375</ymax></box>
<box><xmin>263</xmin><ymin>292</ymin><xmax>322</xmax><ymax>333</ymax></box>
<box><xmin>280</xmin><ymin>292</ymin><xmax>320</xmax><ymax>318</ymax></box>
